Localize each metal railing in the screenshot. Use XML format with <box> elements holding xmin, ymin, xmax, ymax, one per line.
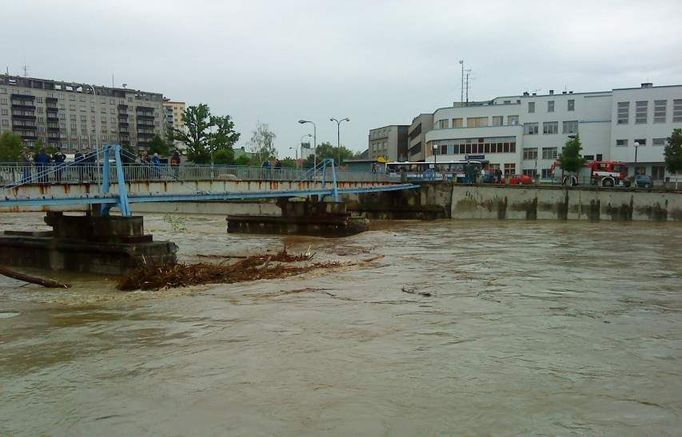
<box><xmin>0</xmin><ymin>162</ymin><xmax>392</xmax><ymax>186</ymax></box>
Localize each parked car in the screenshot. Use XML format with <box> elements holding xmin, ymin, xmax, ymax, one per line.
<box><xmin>634</xmin><ymin>174</ymin><xmax>653</xmax><ymax>188</ymax></box>
<box><xmin>509</xmin><ymin>174</ymin><xmax>534</xmax><ymax>185</ymax></box>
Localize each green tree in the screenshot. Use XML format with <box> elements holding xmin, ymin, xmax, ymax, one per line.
<box><xmin>302</xmin><ymin>141</ymin><xmax>356</xmax><ymax>168</ymax></box>
<box><xmin>280</xmin><ymin>157</ymin><xmax>297</xmax><ymax>168</ymax></box>
<box><xmin>148</xmin><ymin>134</ymin><xmax>171</xmax><ymax>157</ymax></box>
<box><xmin>234</xmin><ymin>154</ymin><xmax>252</xmax><ymax>166</ymax></box>
<box><xmin>0</xmin><ymin>131</ymin><xmax>23</xmax><ymax>161</ymax></box>
<box><xmin>213</xmin><ymin>148</ymin><xmax>235</xmax><ymax>165</ymax></box>
<box><xmin>664</xmin><ymin>128</ymin><xmax>682</xmax><ymax>188</ymax></box>
<box><xmin>172</xmin><ymin>104</ymin><xmax>240</xmax><ymax>164</ymax></box>
<box><xmin>250</xmin><ymin>123</ymin><xmax>277</xmax><ymax>163</ymax></box>
<box><xmin>664</xmin><ymin>128</ymin><xmax>682</xmax><ymax>174</ymax></box>
<box><xmin>558</xmin><ymin>135</ymin><xmax>586</xmax><ymax>173</ymax></box>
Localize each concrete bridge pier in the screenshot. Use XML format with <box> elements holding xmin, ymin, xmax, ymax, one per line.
<box><xmin>226</xmin><ymin>198</ymin><xmax>369</xmax><ymax>237</ymax></box>
<box><xmin>0</xmin><ymin>212</ymin><xmax>177</xmax><ymax>275</ymax></box>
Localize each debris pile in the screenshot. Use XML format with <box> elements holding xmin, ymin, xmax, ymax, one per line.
<box><xmin>117</xmin><ymin>247</ymin><xmax>337</xmax><ymax>291</ymax></box>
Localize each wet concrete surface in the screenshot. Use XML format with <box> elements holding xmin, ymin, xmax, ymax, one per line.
<box><xmin>1</xmin><ymin>213</ymin><xmax>681</xmax><ymax>435</ymax></box>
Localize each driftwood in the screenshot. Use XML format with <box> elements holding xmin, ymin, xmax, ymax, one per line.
<box><xmin>0</xmin><ymin>266</ymin><xmax>71</xmax><ymax>289</ymax></box>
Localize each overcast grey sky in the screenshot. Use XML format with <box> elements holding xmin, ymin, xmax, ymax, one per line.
<box><xmin>3</xmin><ymin>0</ymin><xmax>681</xmax><ymax>156</ymax></box>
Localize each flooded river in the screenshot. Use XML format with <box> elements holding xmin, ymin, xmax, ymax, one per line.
<box><xmin>1</xmin><ymin>213</ymin><xmax>681</xmax><ymax>435</ymax></box>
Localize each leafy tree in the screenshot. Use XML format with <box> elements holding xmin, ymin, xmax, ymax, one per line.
<box><xmin>558</xmin><ymin>135</ymin><xmax>586</xmax><ymax>173</ymax></box>
<box><xmin>172</xmin><ymin>104</ymin><xmax>240</xmax><ymax>164</ymax></box>
<box><xmin>148</xmin><ymin>134</ymin><xmax>171</xmax><ymax>157</ymax></box>
<box><xmin>664</xmin><ymin>128</ymin><xmax>682</xmax><ymax>174</ymax></box>
<box><xmin>250</xmin><ymin>123</ymin><xmax>277</xmax><ymax>162</ymax></box>
<box><xmin>302</xmin><ymin>141</ymin><xmax>356</xmax><ymax>168</ymax></box>
<box><xmin>213</xmin><ymin>148</ymin><xmax>235</xmax><ymax>165</ymax></box>
<box><xmin>280</xmin><ymin>157</ymin><xmax>297</xmax><ymax>168</ymax></box>
<box><xmin>234</xmin><ymin>154</ymin><xmax>252</xmax><ymax>166</ymax></box>
<box><xmin>0</xmin><ymin>131</ymin><xmax>23</xmax><ymax>161</ymax></box>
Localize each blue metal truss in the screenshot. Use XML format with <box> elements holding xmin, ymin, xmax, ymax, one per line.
<box><xmin>0</xmin><ymin>148</ymin><xmax>417</xmax><ymax>212</ymax></box>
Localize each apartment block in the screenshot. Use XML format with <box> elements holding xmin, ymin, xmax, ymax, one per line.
<box><xmin>407</xmin><ymin>113</ymin><xmax>433</xmax><ymax>161</ymax></box>
<box><xmin>0</xmin><ymin>75</ymin><xmax>165</xmax><ymax>151</ymax></box>
<box><xmin>163</xmin><ymin>99</ymin><xmax>186</xmax><ymax>150</ymax></box>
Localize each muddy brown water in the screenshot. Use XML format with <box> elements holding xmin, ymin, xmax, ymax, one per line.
<box><xmin>1</xmin><ymin>213</ymin><xmax>681</xmax><ymax>436</ymax></box>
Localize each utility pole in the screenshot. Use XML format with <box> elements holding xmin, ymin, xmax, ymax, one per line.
<box><xmin>459</xmin><ymin>60</ymin><xmax>464</xmax><ymax>104</ymax></box>
<box><xmin>23</xmin><ymin>65</ymin><xmax>29</xmax><ymax>77</ymax></box>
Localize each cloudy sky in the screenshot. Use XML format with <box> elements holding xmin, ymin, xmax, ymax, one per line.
<box><xmin>3</xmin><ymin>0</ymin><xmax>681</xmax><ymax>156</ymax></box>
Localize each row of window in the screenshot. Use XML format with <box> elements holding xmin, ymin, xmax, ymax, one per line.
<box><xmin>436</xmin><ymin>115</ymin><xmax>520</xmax><ymax>129</ymax></box>
<box><xmin>528</xmin><ymin>99</ymin><xmax>575</xmax><ymax>113</ymax></box>
<box><xmin>432</xmin><ymin>136</ymin><xmax>517</xmax><ymax>155</ymax></box>
<box><xmin>615</xmin><ymin>138</ymin><xmax>667</xmax><ymax>147</ymax></box>
<box><xmin>617</xmin><ymin>99</ymin><xmax>682</xmax><ymax>124</ymax></box>
<box><xmin>522</xmin><ymin>147</ymin><xmax>559</xmax><ymax>160</ymax></box>
<box><xmin>524</xmin><ymin>120</ymin><xmax>578</xmax><ymax>135</ymax></box>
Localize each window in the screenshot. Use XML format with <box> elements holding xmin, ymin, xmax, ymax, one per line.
<box><xmin>635</xmin><ymin>101</ymin><xmax>648</xmax><ymax>124</ymax></box>
<box><xmin>653</xmin><ymin>100</ymin><xmax>667</xmax><ymax>123</ymax></box>
<box><xmin>562</xmin><ymin>120</ymin><xmax>578</xmax><ymax>134</ymax></box>
<box><xmin>542</xmin><ymin>147</ymin><xmax>558</xmax><ymax>160</ymax></box>
<box><xmin>467</xmin><ymin>117</ymin><xmax>488</xmax><ymax>127</ymax></box>
<box><xmin>652</xmin><ymin>166</ymin><xmax>665</xmax><ymax>180</ymax></box>
<box><xmin>616</xmin><ymin>139</ymin><xmax>628</xmax><ymax>147</ymax></box>
<box><xmin>37</xmin><ymin>107</ymin><xmax>43</xmax><ymax>113</ymax></box>
<box><xmin>617</xmin><ymin>101</ymin><xmax>629</xmax><ymax>124</ymax></box>
<box><xmin>596</xmin><ymin>154</ymin><xmax>603</xmax><ymax>161</ymax></box>
<box><xmin>0</xmin><ymin>98</ymin><xmax>6</xmax><ymax>104</ymax></box>
<box><xmin>523</xmin><ymin>147</ymin><xmax>538</xmax><ymax>160</ymax></box>
<box><xmin>440</xmin><ymin>144</ymin><xmax>447</xmax><ymax>155</ymax></box>
<box><xmin>528</xmin><ymin>102</ymin><xmax>535</xmax><ymax>113</ymax></box>
<box><xmin>504</xmin><ymin>163</ymin><xmax>516</xmax><ymax>176</ymax></box>
<box><xmin>524</xmin><ymin>122</ymin><xmax>539</xmax><ymax>135</ymax></box>
<box><xmin>1</xmin><ymin>119</ymin><xmax>8</xmax><ymax>126</ymax></box>
<box><xmin>634</xmin><ymin>139</ymin><xmax>646</xmax><ymax>146</ymax></box>
<box><xmin>547</xmin><ymin>100</ymin><xmax>554</xmax><ymax>112</ymax></box>
<box><xmin>452</xmin><ymin>118</ymin><xmax>463</xmax><ymax>128</ymax></box>
<box><xmin>568</xmin><ymin>99</ymin><xmax>575</xmax><ymax>111</ymax></box>
<box><xmin>543</xmin><ymin>121</ymin><xmax>559</xmax><ymax>134</ymax></box>
<box><xmin>584</xmin><ymin>155</ymin><xmax>594</xmax><ymax>161</ymax></box>
<box><xmin>438</xmin><ymin>119</ymin><xmax>449</xmax><ymax>129</ymax></box>
<box><xmin>492</xmin><ymin>116</ymin><xmax>503</xmax><ymax>126</ymax></box>
<box><xmin>673</xmin><ymin>99</ymin><xmax>682</xmax><ymax>122</ymax></box>
<box><xmin>541</xmin><ymin>168</ymin><xmax>553</xmax><ymax>179</ymax></box>
<box><xmin>653</xmin><ymin>138</ymin><xmax>666</xmax><ymax>146</ymax></box>
<box><xmin>1</xmin><ymin>108</ymin><xmax>7</xmax><ymax>116</ymax></box>
<box><xmin>522</xmin><ymin>169</ymin><xmax>537</xmax><ymax>177</ymax></box>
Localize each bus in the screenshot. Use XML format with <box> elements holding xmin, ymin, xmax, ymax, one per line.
<box><xmin>385</xmin><ymin>160</ymin><xmax>487</xmax><ymax>183</ymax></box>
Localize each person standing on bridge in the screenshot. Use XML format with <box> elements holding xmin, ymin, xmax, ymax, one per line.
<box><xmin>21</xmin><ymin>149</ymin><xmax>32</xmax><ymax>183</ymax></box>
<box><xmin>34</xmin><ymin>148</ymin><xmax>51</xmax><ymax>184</ymax></box>
<box><xmin>152</xmin><ymin>153</ymin><xmax>161</xmax><ymax>179</ymax></box>
<box><xmin>170</xmin><ymin>151</ymin><xmax>181</xmax><ymax>179</ymax></box>
<box><xmin>52</xmin><ymin>148</ymin><xmax>66</xmax><ymax>183</ymax></box>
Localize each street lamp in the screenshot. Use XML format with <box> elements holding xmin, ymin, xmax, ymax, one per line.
<box><xmin>432</xmin><ymin>143</ymin><xmax>439</xmax><ymax>180</ymax></box>
<box><xmin>298</xmin><ymin>120</ymin><xmax>317</xmax><ymax>169</ymax></box>
<box><xmin>330</xmin><ymin>117</ymin><xmax>350</xmax><ymax>166</ymax></box>
<box><xmin>634</xmin><ymin>141</ymin><xmax>640</xmax><ymax>175</ymax></box>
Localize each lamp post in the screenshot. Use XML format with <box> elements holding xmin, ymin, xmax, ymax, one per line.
<box><xmin>298</xmin><ymin>120</ymin><xmax>316</xmax><ymax>169</ymax></box>
<box><xmin>633</xmin><ymin>141</ymin><xmax>640</xmax><ymax>176</ymax></box>
<box><xmin>330</xmin><ymin>117</ymin><xmax>350</xmax><ymax>166</ymax></box>
<box><xmin>432</xmin><ymin>143</ymin><xmax>439</xmax><ymax>180</ymax></box>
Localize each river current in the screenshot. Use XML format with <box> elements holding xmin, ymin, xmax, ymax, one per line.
<box><xmin>1</xmin><ymin>213</ymin><xmax>681</xmax><ymax>435</ymax></box>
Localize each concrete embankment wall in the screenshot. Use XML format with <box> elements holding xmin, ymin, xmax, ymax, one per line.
<box><xmin>450</xmin><ymin>186</ymin><xmax>682</xmax><ymax>221</ymax></box>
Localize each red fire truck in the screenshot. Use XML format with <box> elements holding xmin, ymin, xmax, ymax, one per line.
<box><xmin>550</xmin><ymin>160</ymin><xmax>628</xmax><ymax>187</ymax></box>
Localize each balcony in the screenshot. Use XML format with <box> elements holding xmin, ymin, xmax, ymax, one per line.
<box><xmin>12</xmin><ymin>120</ymin><xmax>37</xmax><ymax>129</ymax></box>
<box><xmin>46</xmin><ymin>104</ymin><xmax>59</xmax><ymax>111</ymax></box>
<box><xmin>11</xmin><ymin>102</ymin><xmax>36</xmax><ymax>110</ymax></box>
<box><xmin>47</xmin><ymin>124</ymin><xmax>60</xmax><ymax>131</ymax></box>
<box><xmin>48</xmin><ymin>132</ymin><xmax>61</xmax><ymax>140</ymax></box>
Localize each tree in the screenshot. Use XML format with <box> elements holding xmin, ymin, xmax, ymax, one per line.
<box><xmin>302</xmin><ymin>141</ymin><xmax>356</xmax><ymax>168</ymax></box>
<box><xmin>558</xmin><ymin>135</ymin><xmax>586</xmax><ymax>173</ymax></box>
<box><xmin>234</xmin><ymin>154</ymin><xmax>252</xmax><ymax>166</ymax></box>
<box><xmin>664</xmin><ymin>128</ymin><xmax>682</xmax><ymax>188</ymax></box>
<box><xmin>250</xmin><ymin>123</ymin><xmax>277</xmax><ymax>163</ymax></box>
<box><xmin>0</xmin><ymin>131</ymin><xmax>23</xmax><ymax>161</ymax></box>
<box><xmin>213</xmin><ymin>148</ymin><xmax>235</xmax><ymax>165</ymax></box>
<box><xmin>172</xmin><ymin>104</ymin><xmax>240</xmax><ymax>164</ymax></box>
<box><xmin>148</xmin><ymin>134</ymin><xmax>171</xmax><ymax>157</ymax></box>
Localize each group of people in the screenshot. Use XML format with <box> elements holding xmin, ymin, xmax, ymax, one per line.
<box><xmin>21</xmin><ymin>147</ymin><xmax>79</xmax><ymax>183</ymax></box>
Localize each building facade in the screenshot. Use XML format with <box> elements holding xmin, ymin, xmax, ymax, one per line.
<box><xmin>368</xmin><ymin>125</ymin><xmax>408</xmax><ymax>161</ymax></box>
<box><xmin>423</xmin><ymin>83</ymin><xmax>682</xmax><ymax>179</ymax></box>
<box><xmin>0</xmin><ymin>75</ymin><xmax>165</xmax><ymax>152</ymax></box>
<box><xmin>163</xmin><ymin>99</ymin><xmax>186</xmax><ymax>150</ymax></box>
<box><xmin>407</xmin><ymin>113</ymin><xmax>433</xmax><ymax>161</ymax></box>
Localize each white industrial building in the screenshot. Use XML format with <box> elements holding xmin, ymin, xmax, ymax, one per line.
<box><xmin>400</xmin><ymin>83</ymin><xmax>682</xmax><ymax>180</ymax></box>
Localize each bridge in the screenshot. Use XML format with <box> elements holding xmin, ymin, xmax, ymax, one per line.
<box><xmin>1</xmin><ymin>144</ymin><xmax>416</xmax><ymax>214</ymax></box>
